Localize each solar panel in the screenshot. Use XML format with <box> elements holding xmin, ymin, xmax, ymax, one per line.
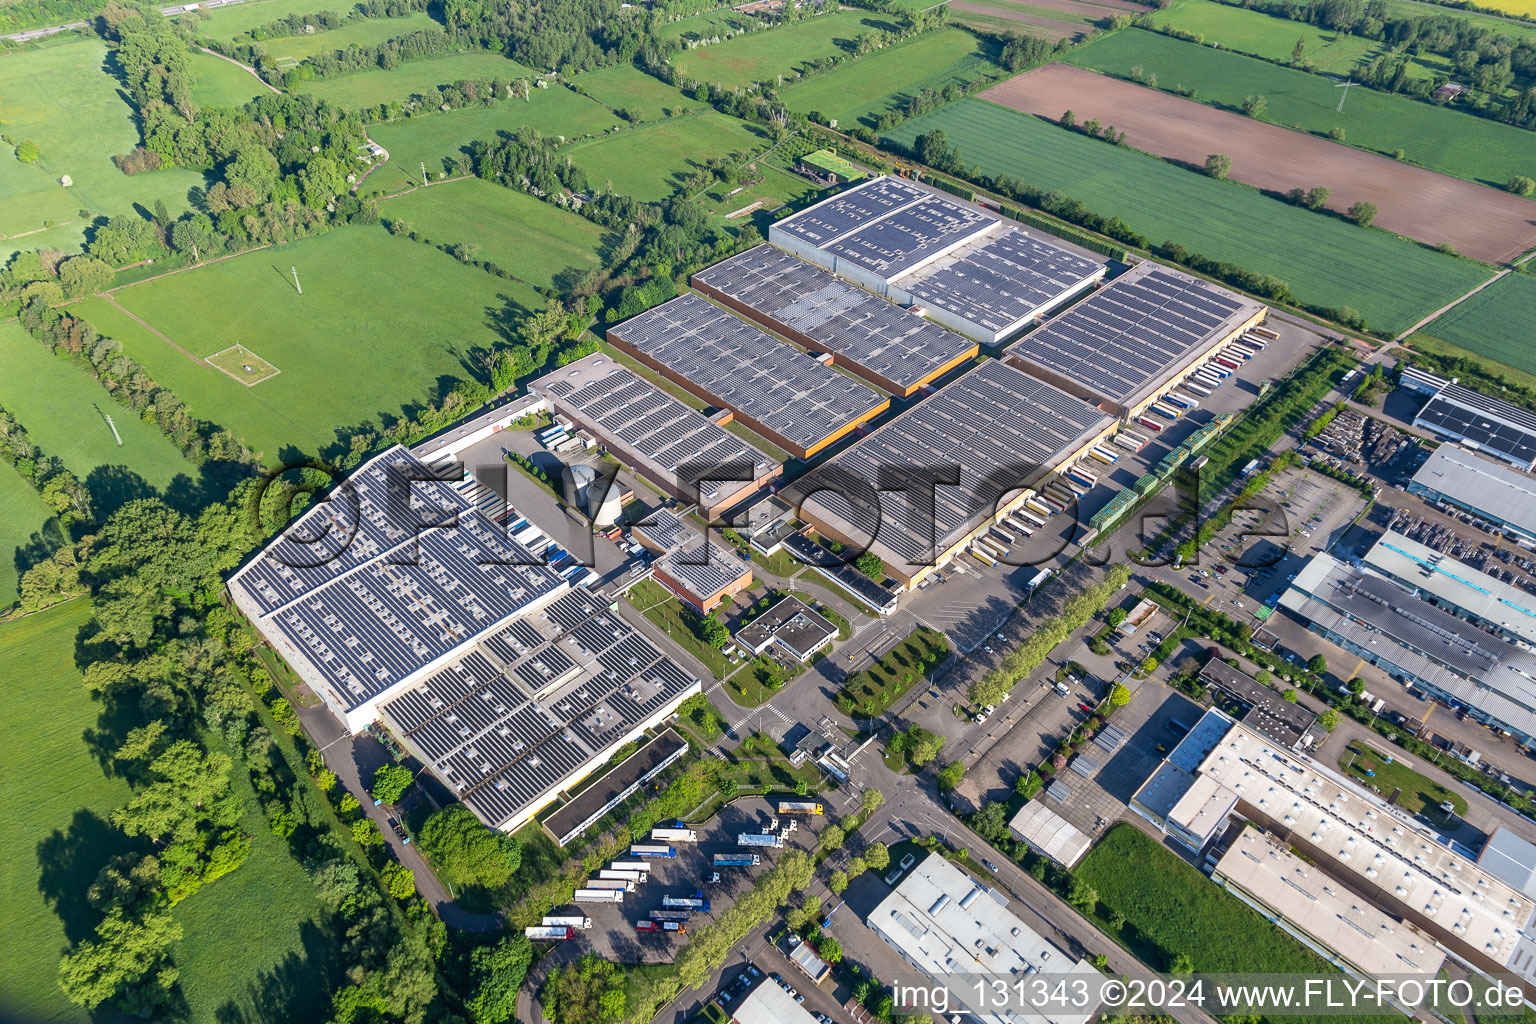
<box><xmin>1416</xmin><ymin>386</ymin><xmax>1536</xmax><ymax>469</ymax></box>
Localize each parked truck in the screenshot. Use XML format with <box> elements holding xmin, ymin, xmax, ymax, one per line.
<box><xmin>778</xmin><ymin>801</ymin><xmax>823</xmax><ymax>816</ymax></box>
<box><xmin>599</xmin><ymin>869</ymin><xmax>647</xmax><ymax>883</ymax></box>
<box><xmin>714</xmin><ymin>853</ymin><xmax>761</xmax><ymax>867</ymax></box>
<box><xmin>650</xmin><ymin>909</ymin><xmax>692</xmax><ymax>922</ymax></box>
<box><xmin>584</xmin><ymin>879</ymin><xmax>635</xmax><ymax>892</ymax></box>
<box><xmin>524</xmin><ymin>926</ymin><xmax>574</xmax><ymax>940</ymax></box>
<box><xmin>663</xmin><ymin>891</ymin><xmax>711</xmax><ymax>911</ymax></box>
<box><xmin>651</xmin><ymin>827</ymin><xmax>698</xmax><ymax>843</ymax></box>
<box><xmin>630</xmin><ymin>844</ymin><xmax>676</xmax><ymax>858</ymax></box>
<box><xmin>542</xmin><ymin>916</ymin><xmax>591</xmax><ymax>930</ymax></box>
<box><xmin>609</xmin><ymin>861</ymin><xmax>651</xmax><ymax>873</ymax></box>
<box><xmin>738</xmin><ymin>832</ymin><xmax>784</xmax><ymax>848</ymax></box>
<box><xmin>573</xmin><ymin>888</ymin><xmax>624</xmax><ymax>904</ymax></box>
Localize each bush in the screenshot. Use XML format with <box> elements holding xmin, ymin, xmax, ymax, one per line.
<box><xmin>417</xmin><ymin>805</ymin><xmax>522</xmax><ymax>889</ymax></box>
<box><xmin>370</xmin><ymin>763</ymin><xmax>413</xmax><ymax>804</ymax></box>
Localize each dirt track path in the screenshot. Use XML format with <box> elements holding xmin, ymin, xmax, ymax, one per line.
<box><xmin>982</xmin><ymin>64</ymin><xmax>1536</xmax><ymax>265</ymax></box>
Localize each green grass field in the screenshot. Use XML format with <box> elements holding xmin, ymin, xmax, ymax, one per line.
<box><xmin>1419</xmin><ymin>272</ymin><xmax>1536</xmax><ymax>376</ymax></box>
<box><xmin>73</xmin><ymin>225</ymin><xmax>543</xmax><ymax>461</ymax></box>
<box><xmin>1076</xmin><ymin>824</ymin><xmax>1374</xmax><ymax>1024</ymax></box>
<box><xmin>655</xmin><ymin>7</ymin><xmax>762</xmax><ymax>44</ymax></box>
<box><xmin>189</xmin><ymin>50</ymin><xmax>271</xmax><ymax>108</ymax></box>
<box><xmin>378</xmin><ymin>177</ymin><xmax>608</xmax><ymax>288</ymax></box>
<box><xmin>886</xmin><ymin>99</ymin><xmax>1493</xmax><ymax>333</ymax></box>
<box><xmin>296</xmin><ymin>49</ymin><xmax>536</xmax><ymax>109</ymax></box>
<box><xmin>1062</xmin><ymin>30</ymin><xmax>1536</xmax><ymax>188</ymax></box>
<box><xmin>1340</xmin><ymin>741</ymin><xmax>1467</xmax><ymax>816</ymax></box>
<box><xmin>672</xmin><ymin>11</ymin><xmax>902</xmax><ymax>89</ymax></box>
<box><xmin>570</xmin><ymin>64</ymin><xmax>705</xmax><ymax>121</ymax></box>
<box><xmin>0</xmin><ymin>38</ymin><xmax>206</xmax><ymax>260</ymax></box>
<box><xmin>779</xmin><ymin>27</ymin><xmax>1000</xmax><ymax>127</ymax></box>
<box><xmin>1153</xmin><ymin>0</ymin><xmax>1453</xmax><ymax>82</ymax></box>
<box><xmin>0</xmin><ymin>464</ymin><xmax>59</xmax><ymax>604</ymax></box>
<box><xmin>567</xmin><ymin>112</ymin><xmax>768</xmax><ymax>201</ymax></box>
<box><xmin>693</xmin><ymin>160</ymin><xmax>824</xmax><ymax>234</ymax></box>
<box><xmin>360</xmin><ymin>87</ymin><xmax>622</xmax><ymax>196</ymax></box>
<box><xmin>183</xmin><ymin>0</ymin><xmax>361</xmax><ymax>41</ymax></box>
<box><xmin>1379</xmin><ymin>0</ymin><xmax>1536</xmax><ymax>43</ymax></box>
<box><xmin>0</xmin><ymin>322</ymin><xmax>196</xmax><ymax>513</ymax></box>
<box><xmin>260</xmin><ymin>11</ymin><xmax>441</xmax><ymax>60</ymax></box>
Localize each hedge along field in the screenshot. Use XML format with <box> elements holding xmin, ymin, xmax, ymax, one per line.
<box><xmin>181</xmin><ymin>0</ymin><xmax>360</xmax><ymax>41</ymax></box>
<box><xmin>1378</xmin><ymin>0</ymin><xmax>1536</xmax><ymax>43</ymax></box>
<box><xmin>259</xmin><ymin>10</ymin><xmax>442</xmax><ymax>61</ymax></box>
<box><xmin>73</xmin><ymin>225</ymin><xmax>545</xmax><ymax>462</ymax></box>
<box><xmin>378</xmin><ymin>177</ymin><xmax>608</xmax><ymax>289</ymax></box>
<box><xmin>567</xmin><ymin>112</ymin><xmax>770</xmax><ymax>201</ymax></box>
<box><xmin>1420</xmin><ymin>272</ymin><xmax>1536</xmax><ymax>376</ymax></box>
<box><xmin>189</xmin><ymin>50</ymin><xmax>272</xmax><ymax>108</ymax></box>
<box><xmin>671</xmin><ymin>11</ymin><xmax>904</xmax><ymax>89</ymax></box>
<box><xmin>1151</xmin><ymin>0</ymin><xmax>1453</xmax><ymax>82</ymax></box>
<box><xmin>778</xmin><ymin>27</ymin><xmax>1001</xmax><ymax>127</ymax></box>
<box><xmin>0</xmin><ymin>38</ymin><xmax>205</xmax><ymax>260</ymax></box>
<box><xmin>570</xmin><ymin>64</ymin><xmax>706</xmax><ymax>122</ymax></box>
<box><xmin>360</xmin><ymin>86</ymin><xmax>622</xmax><ymax>196</ymax></box>
<box><xmin>885</xmin><ymin>99</ymin><xmax>1493</xmax><ymax>332</ymax></box>
<box><xmin>0</xmin><ymin>322</ymin><xmax>196</xmax><ymax>513</ymax></box>
<box><xmin>296</xmin><ymin>48</ymin><xmax>537</xmax><ymax>109</ymax></box>
<box><xmin>1062</xmin><ymin>30</ymin><xmax>1536</xmax><ymax>189</ymax></box>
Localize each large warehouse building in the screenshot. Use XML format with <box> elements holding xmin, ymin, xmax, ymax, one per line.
<box><xmin>1402</xmin><ymin>368</ymin><xmax>1536</xmax><ymax>472</ymax></box>
<box><xmin>1408</xmin><ymin>443</ymin><xmax>1536</xmax><ymax>543</ymax></box>
<box><xmin>527</xmin><ymin>354</ymin><xmax>780</xmax><ymax>519</ymax></box>
<box><xmin>1363</xmin><ymin>529</ymin><xmax>1536</xmax><ymax>649</ymax></box>
<box><xmin>1003</xmin><ymin>261</ymin><xmax>1266</xmax><ymax>419</ymax></box>
<box><xmin>784</xmin><ymin>358</ymin><xmax>1113</xmax><ymax>589</ymax></box>
<box><xmin>376</xmin><ymin>587</ymin><xmax>701</xmax><ymax>833</ymax></box>
<box><xmin>769</xmin><ymin>175</ymin><xmax>1106</xmax><ymax>346</ymax></box>
<box><xmin>692</xmin><ymin>244</ymin><xmax>977</xmax><ymax>396</ymax></box>
<box><xmin>607</xmin><ymin>292</ymin><xmax>889</xmax><ymax>459</ymax></box>
<box><xmin>1280</xmin><ymin>552</ymin><xmax>1536</xmax><ymax>745</ymax></box>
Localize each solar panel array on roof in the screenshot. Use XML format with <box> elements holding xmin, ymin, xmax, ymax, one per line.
<box><xmin>788</xmin><ymin>360</ymin><xmax>1110</xmax><ymax>563</ymax></box>
<box><xmin>899</xmin><ymin>230</ymin><xmax>1103</xmax><ymax>336</ymax></box>
<box><xmin>693</xmin><ymin>245</ymin><xmax>973</xmax><ymax>392</ymax></box>
<box><xmin>228</xmin><ymin>446</ymin><xmax>570</xmax><ymax>712</ymax></box>
<box><xmin>379</xmin><ymin>589</ymin><xmax>699</xmax><ymax>829</ymax></box>
<box><xmin>659</xmin><ymin>542</ymin><xmax>749</xmax><ymax>599</ymax></box>
<box><xmin>822</xmin><ymin>194</ymin><xmax>993</xmax><ymax>278</ymax></box>
<box><xmin>1005</xmin><ymin>263</ymin><xmax>1255</xmax><ymax>406</ymax></box>
<box><xmin>608</xmin><ymin>293</ymin><xmax>886</xmax><ymax>449</ymax></box>
<box><xmin>773</xmin><ymin>176</ymin><xmax>929</xmax><ymax>248</ymax></box>
<box><xmin>536</xmin><ymin>362</ymin><xmax>776</xmax><ymax>479</ymax></box>
<box><xmin>1415</xmin><ymin>383</ymin><xmax>1536</xmax><ymax>469</ymax></box>
<box><xmin>634</xmin><ymin>507</ymin><xmax>696</xmax><ymax>553</ymax></box>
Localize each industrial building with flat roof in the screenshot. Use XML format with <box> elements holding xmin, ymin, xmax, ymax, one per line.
<box><xmin>1007</xmin><ymin>799</ymin><xmax>1091</xmax><ymax>868</ymax></box>
<box><xmin>769</xmin><ymin>175</ymin><xmax>1106</xmax><ymax>345</ymax></box>
<box><xmin>1280</xmin><ymin>553</ymin><xmax>1536</xmax><ymax>745</ymax></box>
<box><xmin>1363</xmin><ymin>529</ymin><xmax>1536</xmax><ymax>649</ymax></box>
<box><xmin>729</xmin><ymin>979</ymin><xmax>820</xmax><ymax>1024</ymax></box>
<box><xmin>866</xmin><ymin>855</ymin><xmax>1101</xmax><ymax>1024</ymax></box>
<box><xmin>1403</xmin><ymin>369</ymin><xmax>1536</xmax><ymax>472</ymax></box>
<box><xmin>542</xmin><ymin>728</ymin><xmax>690</xmax><ymax>846</ymax></box>
<box><xmin>1003</xmin><ymin>261</ymin><xmax>1265</xmax><ymax>418</ymax></box>
<box><xmin>527</xmin><ymin>354</ymin><xmax>780</xmax><ymax>520</ymax></box>
<box><xmin>692</xmin><ymin>244</ymin><xmax>977</xmax><ymax>396</ymax></box>
<box><xmin>1479</xmin><ymin>826</ymin><xmax>1536</xmax><ymax>900</ymax></box>
<box><xmin>229</xmin><ymin>445</ymin><xmax>573</xmax><ymax>734</ymax></box>
<box><xmin>606</xmin><ymin>292</ymin><xmax>889</xmax><ymax>459</ymax></box>
<box><xmin>784</xmin><ymin>358</ymin><xmax>1112</xmax><ymax>588</ymax></box>
<box><xmin>376</xmin><ymin>588</ymin><xmax>702</xmax><ymax>833</ymax></box>
<box><xmin>733</xmin><ymin>595</ymin><xmax>838</xmax><ymax>663</ymax></box>
<box><xmin>654</xmin><ymin>542</ymin><xmax>752</xmax><ymax>614</ymax></box>
<box><xmin>1213</xmin><ymin>826</ymin><xmax>1447</xmax><ymax>979</ymax></box>
<box><xmin>1199</xmin><ymin>658</ymin><xmax>1317</xmax><ymax>748</ymax></box>
<box><xmin>1195</xmin><ymin>721</ymin><xmax>1536</xmax><ymax>987</ymax></box>
<box><xmin>1408</xmin><ymin>444</ymin><xmax>1536</xmax><ymax>543</ymax></box>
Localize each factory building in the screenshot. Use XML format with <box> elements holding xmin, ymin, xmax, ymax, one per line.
<box><xmin>1362</xmin><ymin>529</ymin><xmax>1536</xmax><ymax>649</ymax></box>
<box><xmin>1402</xmin><ymin>367</ymin><xmax>1536</xmax><ymax>472</ymax></box>
<box><xmin>1408</xmin><ymin>444</ymin><xmax>1536</xmax><ymax>544</ymax></box>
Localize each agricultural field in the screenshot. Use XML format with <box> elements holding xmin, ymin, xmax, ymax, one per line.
<box><xmin>671</xmin><ymin>10</ymin><xmax>903</xmax><ymax>89</ymax></box>
<box><xmin>948</xmin><ymin>0</ymin><xmax>1146</xmax><ymax>38</ymax></box>
<box><xmin>0</xmin><ymin>322</ymin><xmax>196</xmax><ymax>516</ymax></box>
<box><xmin>570</xmin><ymin>64</ymin><xmax>704</xmax><ymax>122</ymax></box>
<box><xmin>1419</xmin><ymin>272</ymin><xmax>1536</xmax><ymax>376</ymax></box>
<box><xmin>886</xmin><ymin>99</ymin><xmax>1494</xmax><ymax>333</ymax></box>
<box><xmin>360</xmin><ymin>86</ymin><xmax>622</xmax><ymax>195</ymax></box>
<box><xmin>180</xmin><ymin>0</ymin><xmax>360</xmax><ymax>41</ymax></box>
<box><xmin>73</xmin><ymin>225</ymin><xmax>544</xmax><ymax>462</ymax></box>
<box><xmin>0</xmin><ymin>38</ymin><xmax>206</xmax><ymax>261</ymax></box>
<box><xmin>1472</xmin><ymin>0</ymin><xmax>1536</xmax><ymax>16</ymax></box>
<box><xmin>296</xmin><ymin>49</ymin><xmax>537</xmax><ymax>109</ymax></box>
<box><xmin>779</xmin><ymin>27</ymin><xmax>1001</xmax><ymax>127</ymax></box>
<box><xmin>378</xmin><ymin>177</ymin><xmax>608</xmax><ymax>289</ymax></box>
<box><xmin>567</xmin><ymin>112</ymin><xmax>769</xmax><ymax>201</ymax></box>
<box><xmin>259</xmin><ymin>11</ymin><xmax>441</xmax><ymax>61</ymax></box>
<box><xmin>1062</xmin><ymin>30</ymin><xmax>1536</xmax><ymax>189</ymax></box>
<box><xmin>983</xmin><ymin>64</ymin><xmax>1536</xmax><ymax>262</ymax></box>
<box><xmin>188</xmin><ymin>50</ymin><xmax>272</xmax><ymax>108</ymax></box>
<box><xmin>1151</xmin><ymin>0</ymin><xmax>1453</xmax><ymax>82</ymax></box>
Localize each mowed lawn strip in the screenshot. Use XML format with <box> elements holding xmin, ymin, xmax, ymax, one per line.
<box><xmin>189</xmin><ymin>50</ymin><xmax>271</xmax><ymax>108</ymax></box>
<box><xmin>884</xmin><ymin>98</ymin><xmax>1493</xmax><ymax>333</ymax></box>
<box><xmin>779</xmin><ymin>27</ymin><xmax>1000</xmax><ymax>127</ymax></box>
<box><xmin>672</xmin><ymin>11</ymin><xmax>904</xmax><ymax>89</ymax></box>
<box><xmin>1420</xmin><ymin>272</ymin><xmax>1536</xmax><ymax>377</ymax></box>
<box><xmin>378</xmin><ymin>177</ymin><xmax>607</xmax><ymax>289</ymax></box>
<box><xmin>1061</xmin><ymin>29</ymin><xmax>1536</xmax><ymax>189</ymax></box>
<box><xmin>361</xmin><ymin>86</ymin><xmax>622</xmax><ymax>195</ymax></box>
<box><xmin>0</xmin><ymin>600</ymin><xmax>132</xmax><ymax>1024</ymax></box>
<box><xmin>73</xmin><ymin>226</ymin><xmax>544</xmax><ymax>462</ymax></box>
<box><xmin>297</xmin><ymin>49</ymin><xmax>537</xmax><ymax>110</ymax></box>
<box><xmin>0</xmin><ymin>38</ymin><xmax>205</xmax><ymax>259</ymax></box>
<box><xmin>0</xmin><ymin>322</ymin><xmax>196</xmax><ymax>509</ymax></box>
<box><xmin>567</xmin><ymin>112</ymin><xmax>768</xmax><ymax>201</ymax></box>
<box><xmin>981</xmin><ymin>64</ymin><xmax>1536</xmax><ymax>262</ymax></box>
<box><xmin>1075</xmin><ymin>824</ymin><xmax>1377</xmax><ymax>1024</ymax></box>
